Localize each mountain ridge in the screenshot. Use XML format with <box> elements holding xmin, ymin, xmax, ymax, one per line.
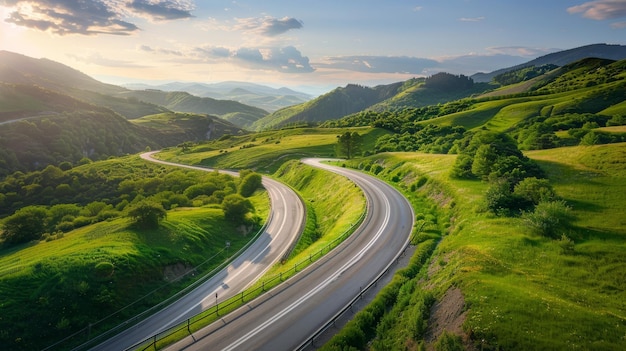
<box><xmin>471</xmin><ymin>43</ymin><xmax>626</xmax><ymax>83</ymax></box>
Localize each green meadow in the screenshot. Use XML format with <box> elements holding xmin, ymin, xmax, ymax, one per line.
<box><xmin>328</xmin><ymin>142</ymin><xmax>626</xmax><ymax>350</ymax></box>
<box><xmin>155</xmin><ymin>127</ymin><xmax>388</xmax><ymax>173</ymax></box>
<box><xmin>0</xmin><ymin>191</ymin><xmax>269</xmax><ymax>351</ymax></box>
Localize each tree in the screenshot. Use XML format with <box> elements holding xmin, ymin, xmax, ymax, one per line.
<box><xmin>523</xmin><ymin>200</ymin><xmax>573</xmax><ymax>238</ymax></box>
<box><xmin>128</xmin><ymin>201</ymin><xmax>166</xmax><ymax>229</ymax></box>
<box><xmin>222</xmin><ymin>194</ymin><xmax>254</xmax><ymax>223</ymax></box>
<box><xmin>336</xmin><ymin>132</ymin><xmax>363</xmax><ymax>159</ymax></box>
<box><xmin>513</xmin><ymin>177</ymin><xmax>556</xmax><ymax>205</ymax></box>
<box><xmin>471</xmin><ymin>144</ymin><xmax>498</xmax><ymax>179</ymax></box>
<box><xmin>1</xmin><ymin>206</ymin><xmax>49</xmax><ymax>244</ymax></box>
<box><xmin>239</xmin><ymin>172</ymin><xmax>263</xmax><ymax>197</ymax></box>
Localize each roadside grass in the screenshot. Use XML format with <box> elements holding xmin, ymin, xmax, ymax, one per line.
<box><xmin>263</xmin><ymin>160</ymin><xmax>366</xmax><ymax>275</ymax></box>
<box><xmin>154</xmin><ymin>127</ymin><xmax>388</xmax><ymax>173</ymax></box>
<box><xmin>437</xmin><ymin>144</ymin><xmax>625</xmax><ymax>349</ymax></box>
<box><xmin>0</xmin><ymin>192</ymin><xmax>269</xmax><ymax>351</ymax></box>
<box><xmin>137</xmin><ymin>155</ymin><xmax>367</xmax><ymax>350</ymax></box>
<box><xmin>323</xmin><ymin>143</ymin><xmax>626</xmax><ymax>350</ymax></box>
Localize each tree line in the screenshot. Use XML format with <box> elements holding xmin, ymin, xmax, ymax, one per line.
<box><xmin>0</xmin><ymin>156</ymin><xmax>263</xmax><ymax>245</ymax></box>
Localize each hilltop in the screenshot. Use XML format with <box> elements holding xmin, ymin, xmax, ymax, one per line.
<box><xmin>0</xmin><ymin>51</ymin><xmax>266</xmax><ymax>125</ymax></box>
<box><xmin>471</xmin><ymin>43</ymin><xmax>626</xmax><ymax>82</ymax></box>
<box><xmin>123</xmin><ymin>81</ymin><xmax>312</xmax><ymax>113</ymax></box>
<box><xmin>252</xmin><ymin>44</ymin><xmax>626</xmax><ymax>131</ymax></box>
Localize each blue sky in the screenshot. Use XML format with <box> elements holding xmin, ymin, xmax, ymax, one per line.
<box><xmin>1</xmin><ymin>0</ymin><xmax>625</xmax><ymax>94</ymax></box>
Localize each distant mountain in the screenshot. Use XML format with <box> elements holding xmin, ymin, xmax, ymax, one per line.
<box><xmin>123</xmin><ymin>81</ymin><xmax>312</xmax><ymax>112</ymax></box>
<box><xmin>250</xmin><ymin>83</ymin><xmax>406</xmax><ymax>130</ymax></box>
<box><xmin>116</xmin><ymin>89</ymin><xmax>268</xmax><ymax>128</ymax></box>
<box><xmin>0</xmin><ymin>50</ymin><xmax>123</xmax><ymax>95</ymax></box>
<box><xmin>471</xmin><ymin>43</ymin><xmax>626</xmax><ymax>83</ymax></box>
<box><xmin>0</xmin><ymin>83</ymin><xmax>244</xmax><ymax>175</ymax></box>
<box><xmin>252</xmin><ymin>74</ymin><xmax>492</xmax><ymax>131</ymax></box>
<box><xmin>0</xmin><ymin>51</ymin><xmax>270</xmax><ymax>124</ymax></box>
<box><xmin>0</xmin><ymin>52</ymin><xmax>247</xmax><ymax>174</ymax></box>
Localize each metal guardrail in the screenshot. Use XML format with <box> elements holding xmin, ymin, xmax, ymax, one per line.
<box><xmin>126</xmin><ymin>209</ymin><xmax>367</xmax><ymax>351</ymax></box>
<box><xmin>43</xmin><ymin>214</ymin><xmax>271</xmax><ymax>351</ymax></box>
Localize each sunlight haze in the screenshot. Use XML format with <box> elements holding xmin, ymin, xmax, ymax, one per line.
<box><xmin>1</xmin><ymin>0</ymin><xmax>625</xmax><ymax>94</ymax></box>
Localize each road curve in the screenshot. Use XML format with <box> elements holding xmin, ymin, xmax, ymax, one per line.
<box><xmin>88</xmin><ymin>152</ymin><xmax>306</xmax><ymax>351</ymax></box>
<box><xmin>165</xmin><ymin>158</ymin><xmax>414</xmax><ymax>351</ymax></box>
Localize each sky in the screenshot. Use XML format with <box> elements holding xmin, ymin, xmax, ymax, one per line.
<box><xmin>1</xmin><ymin>0</ymin><xmax>626</xmax><ymax>95</ymax></box>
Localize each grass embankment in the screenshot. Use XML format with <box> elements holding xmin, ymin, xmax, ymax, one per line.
<box><xmin>0</xmin><ymin>193</ymin><xmax>269</xmax><ymax>351</ymax></box>
<box><xmin>143</xmin><ymin>149</ymin><xmax>366</xmax><ymax>350</ymax></box>
<box><xmin>323</xmin><ymin>143</ymin><xmax>626</xmax><ymax>350</ymax></box>
<box><xmin>264</xmin><ymin>159</ymin><xmax>366</xmax><ymax>274</ymax></box>
<box><xmin>154</xmin><ymin>127</ymin><xmax>389</xmax><ymax>174</ymax></box>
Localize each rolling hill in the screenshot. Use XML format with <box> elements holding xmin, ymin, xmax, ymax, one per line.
<box><xmin>471</xmin><ymin>43</ymin><xmax>626</xmax><ymax>82</ymax></box>
<box><xmin>115</xmin><ymin>89</ymin><xmax>268</xmax><ymax>128</ymax></box>
<box><xmin>252</xmin><ymin>44</ymin><xmax>626</xmax><ymax>132</ymax></box>
<box><xmin>123</xmin><ymin>81</ymin><xmax>312</xmax><ymax>112</ymax></box>
<box><xmin>251</xmin><ymin>82</ymin><xmax>406</xmax><ymax>131</ymax></box>
<box><xmin>0</xmin><ymin>51</ymin><xmax>268</xmax><ymax>125</ymax></box>
<box><xmin>0</xmin><ymin>83</ymin><xmax>244</xmax><ymax>176</ymax></box>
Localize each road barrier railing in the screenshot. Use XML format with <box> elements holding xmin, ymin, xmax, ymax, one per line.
<box><xmin>128</xmin><ymin>209</ymin><xmax>367</xmax><ymax>351</ymax></box>
<box><xmin>49</xmin><ymin>210</ymin><xmax>271</xmax><ymax>351</ymax></box>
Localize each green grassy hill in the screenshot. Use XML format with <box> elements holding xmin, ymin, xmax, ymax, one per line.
<box><xmin>155</xmin><ymin>127</ymin><xmax>388</xmax><ymax>173</ymax></box>
<box><xmin>117</xmin><ymin>90</ymin><xmax>268</xmax><ymax>128</ymax></box>
<box><xmin>2</xmin><ymin>49</ymin><xmax>626</xmax><ymax>351</ymax></box>
<box><xmin>251</xmin><ymin>82</ymin><xmax>405</xmax><ymax>131</ymax></box>
<box><xmin>0</xmin><ymin>87</ymin><xmax>244</xmax><ymax>176</ymax></box>
<box><xmin>327</xmin><ymin>142</ymin><xmax>626</xmax><ymax>350</ymax></box>
<box><xmin>0</xmin><ymin>154</ymin><xmax>269</xmax><ymax>350</ymax></box>
<box><xmin>420</xmin><ymin>58</ymin><xmax>626</xmax><ymax>128</ymax></box>
<box><xmin>251</xmin><ymin>76</ymin><xmax>492</xmax><ymax>131</ymax></box>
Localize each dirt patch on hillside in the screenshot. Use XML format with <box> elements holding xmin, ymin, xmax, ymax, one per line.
<box><xmin>424</xmin><ymin>287</ymin><xmax>474</xmax><ymax>350</ymax></box>
<box><xmin>163</xmin><ymin>262</ymin><xmax>196</xmax><ymax>282</ymax></box>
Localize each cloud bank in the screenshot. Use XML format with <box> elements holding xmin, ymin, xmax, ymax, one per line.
<box><xmin>234</xmin><ymin>16</ymin><xmax>303</xmax><ymax>36</ymax></box>
<box><xmin>318</xmin><ymin>56</ymin><xmax>440</xmax><ymax>74</ymax></box>
<box><xmin>0</xmin><ymin>0</ymin><xmax>194</xmax><ymax>35</ymax></box>
<box><xmin>568</xmin><ymin>1</ymin><xmax>626</xmax><ymax>20</ymax></box>
<box><xmin>144</xmin><ymin>44</ymin><xmax>315</xmax><ymax>73</ymax></box>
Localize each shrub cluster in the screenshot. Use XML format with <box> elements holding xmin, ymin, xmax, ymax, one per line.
<box><xmin>0</xmin><ymin>158</ymin><xmax>263</xmax><ymax>245</ymax></box>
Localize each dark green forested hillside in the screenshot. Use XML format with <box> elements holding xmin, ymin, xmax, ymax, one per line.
<box><xmin>116</xmin><ymin>89</ymin><xmax>268</xmax><ymax>128</ymax></box>
<box><xmin>0</xmin><ymin>84</ymin><xmax>244</xmax><ymax>176</ymax></box>
<box><xmin>251</xmin><ymin>82</ymin><xmax>405</xmax><ymax>131</ymax></box>
<box><xmin>253</xmin><ymin>74</ymin><xmax>493</xmax><ymax>131</ymax></box>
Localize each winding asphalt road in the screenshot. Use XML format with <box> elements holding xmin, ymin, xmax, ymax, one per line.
<box><xmin>88</xmin><ymin>152</ymin><xmax>306</xmax><ymax>351</ymax></box>
<box><xmin>164</xmin><ymin>158</ymin><xmax>414</xmax><ymax>351</ymax></box>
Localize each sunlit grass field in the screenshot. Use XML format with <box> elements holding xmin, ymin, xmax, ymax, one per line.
<box><xmin>368</xmin><ymin>143</ymin><xmax>626</xmax><ymax>349</ymax></box>
<box><xmin>0</xmin><ymin>192</ymin><xmax>269</xmax><ymax>350</ymax></box>
<box><xmin>155</xmin><ymin>127</ymin><xmax>389</xmax><ymax>173</ymax></box>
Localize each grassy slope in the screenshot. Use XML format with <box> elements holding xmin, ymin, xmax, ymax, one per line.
<box><xmin>155</xmin><ymin>127</ymin><xmax>389</xmax><ymax>174</ymax></box>
<box><xmin>154</xmin><ymin>127</ymin><xmax>370</xmax><ymax>275</ymax></box>
<box><xmin>347</xmin><ymin>143</ymin><xmax>626</xmax><ymax>350</ymax></box>
<box><xmin>0</xmin><ymin>194</ymin><xmax>269</xmax><ymax>351</ymax></box>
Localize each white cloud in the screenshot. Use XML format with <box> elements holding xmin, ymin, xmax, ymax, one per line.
<box><xmin>459</xmin><ymin>16</ymin><xmax>485</xmax><ymax>22</ymax></box>
<box><xmin>611</xmin><ymin>20</ymin><xmax>626</xmax><ymax>28</ymax></box>
<box><xmin>234</xmin><ymin>16</ymin><xmax>303</xmax><ymax>36</ymax></box>
<box><xmin>568</xmin><ymin>0</ymin><xmax>626</xmax><ymax>20</ymax></box>
<box><xmin>316</xmin><ymin>56</ymin><xmax>439</xmax><ymax>74</ymax></box>
<box><xmin>0</xmin><ymin>0</ymin><xmax>193</xmax><ymax>35</ymax></box>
